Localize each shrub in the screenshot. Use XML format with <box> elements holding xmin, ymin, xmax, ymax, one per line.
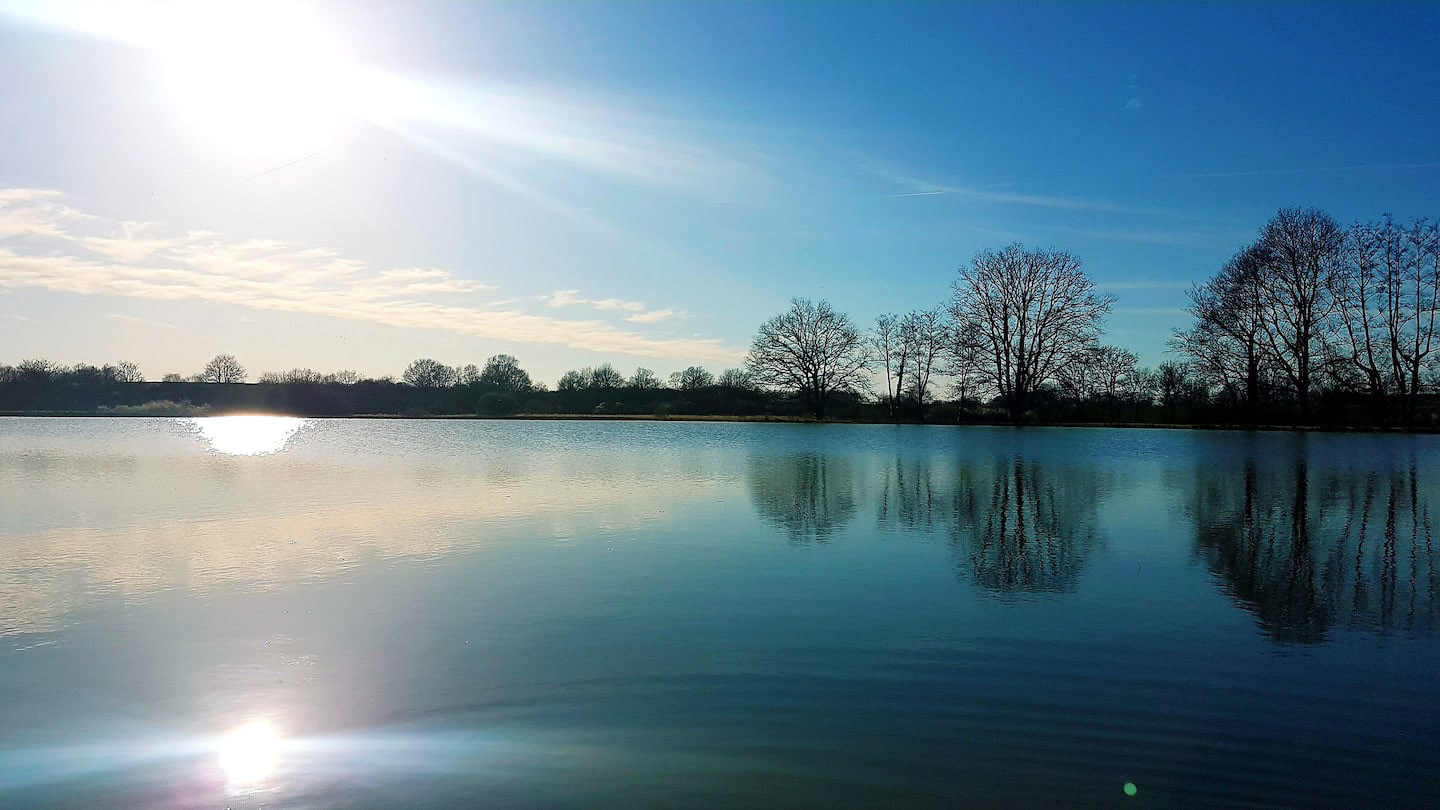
<box><xmin>98</xmin><ymin>399</ymin><xmax>211</xmax><ymax>416</ymax></box>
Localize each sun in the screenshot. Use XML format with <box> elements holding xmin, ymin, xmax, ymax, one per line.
<box><xmin>158</xmin><ymin>2</ymin><xmax>363</xmax><ymax>152</ymax></box>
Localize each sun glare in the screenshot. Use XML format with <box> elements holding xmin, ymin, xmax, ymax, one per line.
<box><xmin>158</xmin><ymin>2</ymin><xmax>362</xmax><ymax>151</ymax></box>
<box><xmin>192</xmin><ymin>415</ymin><xmax>305</xmax><ymax>456</ymax></box>
<box><xmin>218</xmin><ymin>720</ymin><xmax>283</xmax><ymax>789</ymax></box>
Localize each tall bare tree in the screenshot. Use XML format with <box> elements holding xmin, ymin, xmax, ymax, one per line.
<box><xmin>946</xmin><ymin>320</ymin><xmax>987</xmax><ymax>406</ymax></box>
<box><xmin>901</xmin><ymin>308</ymin><xmax>948</xmax><ymax>415</ymax></box>
<box><xmin>1382</xmin><ymin>218</ymin><xmax>1440</xmax><ymax>425</ymax></box>
<box><xmin>950</xmin><ymin>244</ymin><xmax>1113</xmax><ymax>421</ymax></box>
<box><xmin>1332</xmin><ymin>219</ymin><xmax>1391</xmax><ymax>418</ymax></box>
<box><xmin>870</xmin><ymin>314</ymin><xmax>907</xmax><ymax>417</ymax></box>
<box><xmin>1254</xmin><ymin>207</ymin><xmax>1344</xmax><ymax>418</ymax></box>
<box><xmin>747</xmin><ymin>298</ymin><xmax>870</xmax><ymax>418</ymax></box>
<box><xmin>1172</xmin><ymin>244</ymin><xmax>1270</xmax><ymax>417</ymax></box>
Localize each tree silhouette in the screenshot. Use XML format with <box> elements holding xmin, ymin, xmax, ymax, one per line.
<box><xmin>670</xmin><ymin>366</ymin><xmax>714</xmax><ymax>390</ymax></box>
<box><xmin>478</xmin><ymin>354</ymin><xmax>533</xmax><ymax>392</ymax></box>
<box><xmin>402</xmin><ymin>358</ymin><xmax>457</xmax><ymax>388</ymax></box>
<box><xmin>628</xmin><ymin>367</ymin><xmax>662</xmax><ymax>389</ymax></box>
<box><xmin>747</xmin><ymin>298</ymin><xmax>870</xmax><ymax>418</ymax></box>
<box><xmin>201</xmin><ymin>354</ymin><xmax>245</xmax><ymax>383</ymax></box>
<box><xmin>950</xmin><ymin>243</ymin><xmax>1113</xmax><ymax>422</ymax></box>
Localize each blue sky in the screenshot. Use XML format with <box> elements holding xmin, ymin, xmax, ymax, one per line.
<box><xmin>1</xmin><ymin>1</ymin><xmax>1437</xmax><ymax>384</ymax></box>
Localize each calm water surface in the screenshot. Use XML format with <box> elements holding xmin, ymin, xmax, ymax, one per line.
<box><xmin>1</xmin><ymin>417</ymin><xmax>1438</xmax><ymax>808</ymax></box>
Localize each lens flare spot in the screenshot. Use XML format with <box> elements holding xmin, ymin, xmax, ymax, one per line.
<box><xmin>1124</xmin><ymin>782</ymin><xmax>1138</xmax><ymax>797</ymax></box>
<box><xmin>218</xmin><ymin>721</ymin><xmax>282</xmax><ymax>788</ymax></box>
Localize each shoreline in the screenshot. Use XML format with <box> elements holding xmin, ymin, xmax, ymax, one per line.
<box><xmin>2</xmin><ymin>410</ymin><xmax>1437</xmax><ymax>434</ymax></box>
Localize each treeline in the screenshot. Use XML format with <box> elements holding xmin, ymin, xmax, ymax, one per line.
<box><xmin>1171</xmin><ymin>209</ymin><xmax>1440</xmax><ymax>427</ymax></box>
<box><xmin>0</xmin><ymin>354</ymin><xmax>833</xmax><ymax>418</ymax></box>
<box><xmin>4</xmin><ymin>206</ymin><xmax>1437</xmax><ymax>426</ymax></box>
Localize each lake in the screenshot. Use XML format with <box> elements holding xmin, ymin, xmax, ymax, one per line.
<box><xmin>1</xmin><ymin>417</ymin><xmax>1437</xmax><ymax>808</ymax></box>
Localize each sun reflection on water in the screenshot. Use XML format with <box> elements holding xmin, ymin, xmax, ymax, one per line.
<box><xmin>218</xmin><ymin>720</ymin><xmax>283</xmax><ymax>789</ymax></box>
<box><xmin>190</xmin><ymin>415</ymin><xmax>305</xmax><ymax>456</ymax></box>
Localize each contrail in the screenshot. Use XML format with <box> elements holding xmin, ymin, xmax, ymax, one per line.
<box><xmin>237</xmin><ymin>151</ymin><xmax>321</xmax><ymax>184</ymax></box>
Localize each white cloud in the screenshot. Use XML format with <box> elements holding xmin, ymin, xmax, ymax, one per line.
<box><xmin>590</xmin><ymin>297</ymin><xmax>646</xmax><ymax>312</ymax></box>
<box><xmin>626</xmin><ymin>309</ymin><xmax>681</xmax><ymax>323</ymax></box>
<box><xmin>0</xmin><ymin>189</ymin><xmax>742</xmax><ymax>364</ymax></box>
<box><xmin>542</xmin><ymin>289</ymin><xmax>654</xmax><ymax>314</ymax></box>
<box><xmin>542</xmin><ymin>289</ymin><xmax>586</xmax><ymax>307</ymax></box>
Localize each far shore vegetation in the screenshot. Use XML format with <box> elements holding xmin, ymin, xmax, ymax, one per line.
<box><xmin>4</xmin><ymin>207</ymin><xmax>1439</xmax><ymax>430</ymax></box>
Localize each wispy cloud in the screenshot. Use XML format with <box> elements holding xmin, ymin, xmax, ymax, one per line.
<box><xmin>882</xmin><ymin>190</ymin><xmax>948</xmax><ymax>199</ymax></box>
<box><xmin>1174</xmin><ymin>162</ymin><xmax>1440</xmax><ymax>179</ymax></box>
<box><xmin>0</xmin><ymin>189</ymin><xmax>740</xmax><ymax>363</ymax></box>
<box><xmin>541</xmin><ymin>288</ymin><xmax>680</xmax><ymax>323</ymax></box>
<box><xmin>591</xmin><ymin>298</ymin><xmax>647</xmax><ymax>313</ymax></box>
<box><xmin>543</xmin><ymin>289</ymin><xmax>646</xmax><ymax>312</ymax></box>
<box><xmin>625</xmin><ymin>309</ymin><xmax>680</xmax><ymax>324</ymax></box>
<box><xmin>855</xmin><ymin>160</ymin><xmax>1166</xmax><ymax>216</ymax></box>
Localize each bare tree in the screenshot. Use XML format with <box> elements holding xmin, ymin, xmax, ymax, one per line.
<box><xmin>627</xmin><ymin>367</ymin><xmax>662</xmax><ymax>389</ymax></box>
<box><xmin>1331</xmin><ymin>219</ymin><xmax>1391</xmax><ymax>418</ymax></box>
<box><xmin>587</xmin><ymin>363</ymin><xmax>625</xmax><ymax>389</ymax></box>
<box><xmin>201</xmin><ymin>354</ymin><xmax>246</xmax><ymax>383</ymax></box>
<box><xmin>1156</xmin><ymin>361</ymin><xmax>1191</xmax><ymax>420</ymax></box>
<box><xmin>747</xmin><ymin>298</ymin><xmax>871</xmax><ymax>418</ymax></box>
<box><xmin>477</xmin><ymin>354</ymin><xmax>533</xmax><ymax>392</ymax></box>
<box><xmin>670</xmin><ymin>366</ymin><xmax>714</xmax><ymax>390</ymax></box>
<box><xmin>901</xmin><ymin>308</ymin><xmax>948</xmax><ymax>415</ymax></box>
<box><xmin>402</xmin><ymin>358</ymin><xmax>457</xmax><ymax>387</ymax></box>
<box><xmin>1093</xmin><ymin>345</ymin><xmax>1140</xmax><ymax>414</ymax></box>
<box><xmin>1254</xmin><ymin>208</ymin><xmax>1345</xmax><ymax>418</ymax></box>
<box><xmin>1172</xmin><ymin>244</ymin><xmax>1270</xmax><ymax>417</ymax></box>
<box><xmin>870</xmin><ymin>313</ymin><xmax>909</xmax><ymax>417</ymax></box>
<box><xmin>1381</xmin><ymin>218</ymin><xmax>1440</xmax><ymax>425</ymax></box>
<box><xmin>459</xmin><ymin>363</ymin><xmax>483</xmax><ymax>385</ymax></box>
<box><xmin>946</xmin><ymin>320</ymin><xmax>987</xmax><ymax>406</ymax></box>
<box><xmin>106</xmin><ymin>361</ymin><xmax>143</xmax><ymax>383</ymax></box>
<box><xmin>557</xmin><ymin>369</ymin><xmax>587</xmax><ymax>391</ymax></box>
<box><xmin>716</xmin><ymin>367</ymin><xmax>755</xmax><ymax>390</ymax></box>
<box><xmin>1055</xmin><ymin>344</ymin><xmax>1103</xmax><ymax>404</ymax></box>
<box><xmin>950</xmin><ymin>244</ymin><xmax>1113</xmax><ymax>422</ymax></box>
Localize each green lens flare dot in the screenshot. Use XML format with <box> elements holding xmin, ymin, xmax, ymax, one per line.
<box><xmin>1124</xmin><ymin>782</ymin><xmax>1138</xmax><ymax>797</ymax></box>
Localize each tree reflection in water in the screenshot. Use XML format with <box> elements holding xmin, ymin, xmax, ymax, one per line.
<box><xmin>949</xmin><ymin>457</ymin><xmax>1105</xmax><ymax>594</ymax></box>
<box><xmin>747</xmin><ymin>453</ymin><xmax>858</xmax><ymax>543</ymax></box>
<box><xmin>1179</xmin><ymin>445</ymin><xmax>1437</xmax><ymax>643</ymax></box>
